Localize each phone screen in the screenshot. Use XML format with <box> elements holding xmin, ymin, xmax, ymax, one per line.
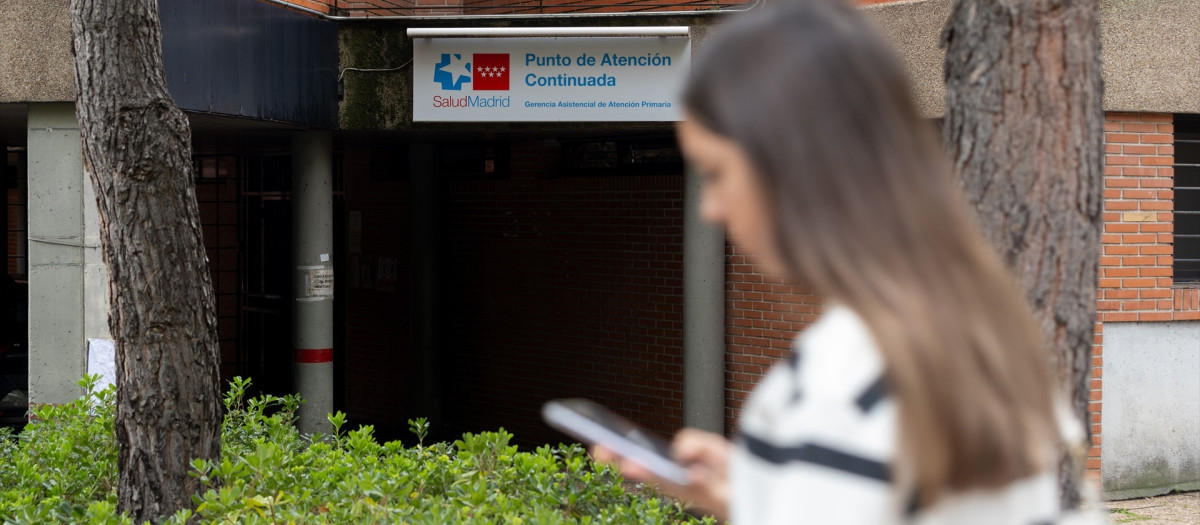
<box><xmin>561</xmin><ymin>399</ymin><xmax>675</xmax><ymax>459</ymax></box>
<box><xmin>542</xmin><ymin>398</ymin><xmax>690</xmax><ymax>485</ymax></box>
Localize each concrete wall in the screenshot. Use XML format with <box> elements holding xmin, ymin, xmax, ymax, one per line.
<box><xmin>862</xmin><ymin>0</ymin><xmax>1200</xmax><ymax>117</ymax></box>
<box><xmin>26</xmin><ymin>103</ymin><xmax>110</xmax><ymax>405</ymax></box>
<box><xmin>6</xmin><ymin>0</ymin><xmax>1198</xmax><ymax>114</ymax></box>
<box><xmin>860</xmin><ymin>0</ymin><xmax>950</xmax><ymax>118</ymax></box>
<box><xmin>1101</xmin><ymin>321</ymin><xmax>1200</xmax><ymax>499</ymax></box>
<box><xmin>1100</xmin><ymin>0</ymin><xmax>1200</xmax><ymax>114</ymax></box>
<box><xmin>0</xmin><ymin>0</ymin><xmax>74</xmax><ymax>103</ymax></box>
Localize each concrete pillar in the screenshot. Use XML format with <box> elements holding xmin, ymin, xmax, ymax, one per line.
<box><xmin>409</xmin><ymin>142</ymin><xmax>443</xmax><ymax>431</ymax></box>
<box><xmin>26</xmin><ymin>102</ymin><xmax>110</xmax><ymax>405</ymax></box>
<box><xmin>682</xmin><ymin>167</ymin><xmax>725</xmax><ymax>433</ymax></box>
<box><xmin>291</xmin><ymin>131</ymin><xmax>334</xmax><ymax>434</ymax></box>
<box><xmin>81</xmin><ymin>152</ymin><xmax>108</xmax><ymax>340</ymax></box>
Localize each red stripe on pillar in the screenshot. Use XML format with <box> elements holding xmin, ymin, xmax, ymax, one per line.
<box><xmin>293</xmin><ymin>348</ymin><xmax>333</xmax><ymax>363</ymax></box>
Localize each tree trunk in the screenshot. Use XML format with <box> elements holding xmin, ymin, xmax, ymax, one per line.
<box><xmin>70</xmin><ymin>0</ymin><xmax>222</xmax><ymax>521</ymax></box>
<box><xmin>941</xmin><ymin>0</ymin><xmax>1104</xmax><ymax>508</ymax></box>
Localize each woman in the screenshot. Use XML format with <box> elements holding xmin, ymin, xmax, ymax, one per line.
<box><xmin>595</xmin><ymin>1</ymin><xmax>1086</xmax><ymax>523</ymax></box>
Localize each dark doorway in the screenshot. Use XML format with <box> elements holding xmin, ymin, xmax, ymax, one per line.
<box><xmin>2</xmin><ymin>147</ymin><xmax>28</xmax><ymax>429</ymax></box>
<box><xmin>241</xmin><ymin>154</ymin><xmax>294</xmax><ymax>397</ymax></box>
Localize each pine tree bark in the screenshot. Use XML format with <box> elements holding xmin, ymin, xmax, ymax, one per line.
<box><xmin>70</xmin><ymin>0</ymin><xmax>222</xmax><ymax>520</ymax></box>
<box><xmin>941</xmin><ymin>0</ymin><xmax>1104</xmax><ymax>507</ymax></box>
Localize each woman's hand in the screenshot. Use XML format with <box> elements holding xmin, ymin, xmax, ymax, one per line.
<box><xmin>592</xmin><ymin>428</ymin><xmax>731</xmax><ymax>521</ymax></box>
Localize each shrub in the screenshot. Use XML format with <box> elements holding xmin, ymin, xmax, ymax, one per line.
<box><xmin>0</xmin><ymin>376</ymin><xmax>119</xmax><ymax>524</ymax></box>
<box><xmin>0</xmin><ymin>376</ymin><xmax>713</xmax><ymax>525</ymax></box>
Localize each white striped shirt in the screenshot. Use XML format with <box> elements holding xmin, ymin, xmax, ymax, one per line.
<box><xmin>730</xmin><ymin>304</ymin><xmax>1066</xmax><ymax>525</ymax></box>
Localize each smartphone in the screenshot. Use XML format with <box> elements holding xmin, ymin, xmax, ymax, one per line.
<box><xmin>542</xmin><ymin>398</ymin><xmax>690</xmax><ymax>485</ymax></box>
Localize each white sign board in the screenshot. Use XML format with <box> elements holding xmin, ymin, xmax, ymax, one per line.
<box><xmin>412</xmin><ymin>37</ymin><xmax>690</xmax><ymax>122</ymax></box>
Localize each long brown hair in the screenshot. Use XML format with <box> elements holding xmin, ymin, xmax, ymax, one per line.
<box><xmin>685</xmin><ymin>0</ymin><xmax>1059</xmax><ymax>507</ymax></box>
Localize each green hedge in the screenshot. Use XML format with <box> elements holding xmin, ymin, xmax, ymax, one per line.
<box><xmin>0</xmin><ymin>376</ymin><xmax>713</xmax><ymax>525</ymax></box>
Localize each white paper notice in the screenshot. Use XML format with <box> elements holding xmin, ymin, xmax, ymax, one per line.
<box><xmin>87</xmin><ymin>338</ymin><xmax>117</xmax><ymax>393</ymax></box>
<box><xmin>309</xmin><ymin>268</ymin><xmax>334</xmax><ymax>297</ymax></box>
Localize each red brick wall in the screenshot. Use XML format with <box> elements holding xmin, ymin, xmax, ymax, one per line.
<box><xmin>1098</xmin><ymin>113</ymin><xmax>1194</xmax><ymax>323</ymax></box>
<box><xmin>461</xmin><ymin>0</ymin><xmax>751</xmax><ymax>15</ymax></box>
<box><xmin>262</xmin><ymin>0</ymin><xmax>756</xmax><ymax>16</ymax></box>
<box><xmin>724</xmin><ymin>247</ymin><xmax>822</xmax><ymax>433</ymax></box>
<box><xmin>1086</xmin><ymin>112</ymin><xmax>1198</xmax><ymax>479</ymax></box>
<box><xmin>442</xmin><ymin>139</ymin><xmax>685</xmax><ymax>445</ymax></box>
<box><xmin>265</xmin><ymin>0</ymin><xmax>336</xmax><ymax>14</ymax></box>
<box><xmin>261</xmin><ymin>0</ymin><xmax>424</xmax><ymax>16</ymax></box>
<box><xmin>342</xmin><ymin>0</ymin><xmax>433</xmax><ymax>15</ymax></box>
<box><xmin>341</xmin><ymin>148</ymin><xmax>414</xmax><ymax>427</ymax></box>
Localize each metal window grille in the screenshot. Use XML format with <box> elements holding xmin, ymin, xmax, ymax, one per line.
<box><xmin>1174</xmin><ymin>114</ymin><xmax>1200</xmax><ymax>284</ymax></box>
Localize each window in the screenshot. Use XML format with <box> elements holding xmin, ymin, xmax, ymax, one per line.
<box><xmin>1175</xmin><ymin>114</ymin><xmax>1200</xmax><ymax>284</ymax></box>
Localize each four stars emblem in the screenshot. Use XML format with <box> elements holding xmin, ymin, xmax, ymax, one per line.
<box><xmin>476</xmin><ymin>65</ymin><xmax>507</xmax><ymax>78</ymax></box>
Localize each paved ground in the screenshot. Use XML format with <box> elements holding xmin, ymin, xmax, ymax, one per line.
<box><xmin>1106</xmin><ymin>491</ymin><xmax>1199</xmax><ymax>524</ymax></box>
<box><xmin>628</xmin><ymin>483</ymin><xmax>1200</xmax><ymax>523</ymax></box>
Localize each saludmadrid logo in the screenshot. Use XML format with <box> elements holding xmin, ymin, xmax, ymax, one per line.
<box><xmin>433</xmin><ymin>52</ymin><xmax>511</xmax><ymax>109</ymax></box>
<box><xmin>432</xmin><ymin>95</ymin><xmax>512</xmax><ymax>108</ymax></box>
